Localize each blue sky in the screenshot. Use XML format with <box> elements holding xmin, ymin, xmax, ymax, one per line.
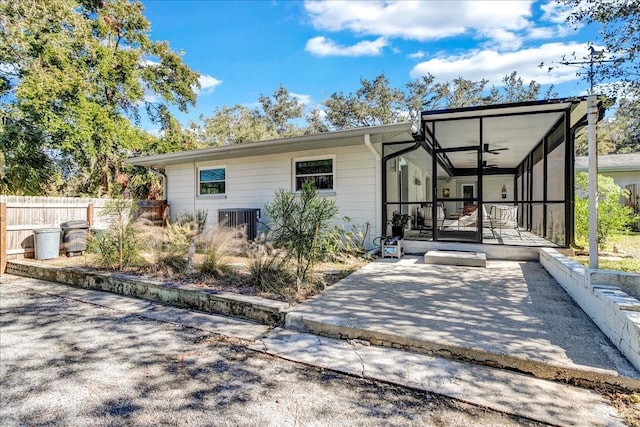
<box><xmin>140</xmin><ymin>0</ymin><xmax>600</xmax><ymax>128</ymax></box>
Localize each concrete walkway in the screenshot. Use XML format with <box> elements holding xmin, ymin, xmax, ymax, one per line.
<box><xmin>253</xmin><ymin>329</ymin><xmax>623</xmax><ymax>427</ymax></box>
<box><xmin>285</xmin><ymin>257</ymin><xmax>640</xmax><ymax>390</ymax></box>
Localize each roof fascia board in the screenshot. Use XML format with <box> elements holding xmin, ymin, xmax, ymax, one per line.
<box><xmin>127</xmin><ymin>123</ymin><xmax>413</xmax><ymax>167</ymax></box>
<box><xmin>420</xmin><ymin>97</ymin><xmax>594</xmax><ymax>121</ymax></box>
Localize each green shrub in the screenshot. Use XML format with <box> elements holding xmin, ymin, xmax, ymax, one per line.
<box><xmin>322</xmin><ymin>217</ymin><xmax>369</xmax><ymax>260</ymax></box>
<box><xmin>176</xmin><ymin>209</ymin><xmax>208</xmax><ymax>237</ymax></box>
<box><xmin>88</xmin><ymin>224</ymin><xmax>144</xmax><ymax>269</ymax></box>
<box><xmin>264</xmin><ymin>182</ymin><xmax>339</xmax><ymax>289</ymax></box>
<box><xmin>88</xmin><ymin>199</ymin><xmax>143</xmax><ymax>270</ymax></box>
<box><xmin>575</xmin><ymin>172</ymin><xmax>637</xmax><ymax>249</ymax></box>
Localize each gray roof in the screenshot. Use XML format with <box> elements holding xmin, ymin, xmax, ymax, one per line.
<box><xmin>575</xmin><ymin>153</ymin><xmax>640</xmax><ymax>172</ymax></box>
<box><xmin>127</xmin><ymin>123</ymin><xmax>415</xmax><ymax>167</ymax></box>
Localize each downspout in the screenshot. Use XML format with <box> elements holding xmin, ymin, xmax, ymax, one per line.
<box><xmin>148</xmin><ymin>167</ymin><xmax>167</xmax><ymax>201</ymax></box>
<box><xmin>364</xmin><ymin>134</ymin><xmax>381</xmax><ymax>246</ymax></box>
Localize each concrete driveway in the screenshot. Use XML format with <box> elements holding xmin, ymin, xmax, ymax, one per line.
<box><xmin>286</xmin><ymin>257</ymin><xmax>640</xmax><ymax>388</ymax></box>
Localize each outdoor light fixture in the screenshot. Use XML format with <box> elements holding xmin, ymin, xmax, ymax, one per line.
<box><xmin>501</xmin><ymin>184</ymin><xmax>507</xmax><ymax>199</ymax></box>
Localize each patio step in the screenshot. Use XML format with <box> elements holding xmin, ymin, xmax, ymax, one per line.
<box><xmin>424</xmin><ymin>249</ymin><xmax>487</xmax><ymax>267</ymax></box>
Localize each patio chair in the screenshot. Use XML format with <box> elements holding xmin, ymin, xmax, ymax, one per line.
<box><xmin>487</xmin><ymin>204</ymin><xmax>521</xmax><ymax>238</ymax></box>
<box><xmin>456</xmin><ymin>206</ymin><xmax>478</xmax><ymax>229</ymax></box>
<box><xmin>416</xmin><ymin>204</ymin><xmax>445</xmax><ymax>236</ymax></box>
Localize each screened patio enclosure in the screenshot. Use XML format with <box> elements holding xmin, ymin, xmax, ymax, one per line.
<box><xmin>382</xmin><ymin>98</ymin><xmax>595</xmax><ymax>248</ymax></box>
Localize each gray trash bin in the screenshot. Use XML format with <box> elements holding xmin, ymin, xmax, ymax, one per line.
<box><xmin>61</xmin><ymin>220</ymin><xmax>89</xmax><ymax>256</ymax></box>
<box><xmin>33</xmin><ymin>228</ymin><xmax>61</xmax><ymax>260</ymax></box>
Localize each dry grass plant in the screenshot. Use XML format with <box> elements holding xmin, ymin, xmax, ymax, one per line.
<box><xmin>198</xmin><ymin>224</ymin><xmax>247</xmax><ymax>277</ymax></box>
<box><xmin>247</xmin><ymin>242</ymin><xmax>295</xmax><ymax>297</ymax></box>
<box><xmin>138</xmin><ymin>222</ymin><xmax>193</xmax><ymax>274</ymax></box>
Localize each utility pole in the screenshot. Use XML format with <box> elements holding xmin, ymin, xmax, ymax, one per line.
<box><xmin>561</xmin><ymin>47</ymin><xmax>612</xmax><ymax>269</ymax></box>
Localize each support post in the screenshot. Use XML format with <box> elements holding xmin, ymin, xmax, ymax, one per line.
<box><xmin>587</xmin><ymin>95</ymin><xmax>599</xmax><ymax>269</ymax></box>
<box><xmin>87</xmin><ymin>203</ymin><xmax>94</xmax><ymax>227</ymax></box>
<box><xmin>1</xmin><ymin>202</ymin><xmax>6</xmax><ymax>274</ymax></box>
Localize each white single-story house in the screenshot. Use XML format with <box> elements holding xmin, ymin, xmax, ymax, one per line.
<box><xmin>128</xmin><ymin>98</ymin><xmax>599</xmax><ymax>252</ymax></box>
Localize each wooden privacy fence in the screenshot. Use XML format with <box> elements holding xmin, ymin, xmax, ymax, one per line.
<box><xmin>0</xmin><ymin>196</ymin><xmax>168</xmax><ymax>273</ymax></box>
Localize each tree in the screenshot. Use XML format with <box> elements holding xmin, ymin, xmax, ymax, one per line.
<box><xmin>303</xmin><ymin>108</ymin><xmax>329</xmax><ymax>135</ymax></box>
<box><xmin>433</xmin><ymin>77</ymin><xmax>492</xmax><ymax>109</ymax></box>
<box><xmin>0</xmin><ymin>117</ymin><xmax>59</xmax><ymax>195</ymax></box>
<box><xmin>404</xmin><ymin>73</ymin><xmax>442</xmax><ymax>125</ymax></box>
<box><xmin>561</xmin><ymin>0</ymin><xmax>639</xmax><ymax>100</ymax></box>
<box><xmin>320</xmin><ymin>71</ymin><xmax>546</xmax><ymax>131</ymax></box>
<box><xmin>574</xmin><ymin>172</ymin><xmax>635</xmax><ymax>249</ymax></box>
<box><xmin>560</xmin><ymin>0</ymin><xmax>640</xmax><ymax>151</ymax></box>
<box><xmin>574</xmin><ymin>99</ymin><xmax>640</xmax><ymax>156</ymax></box>
<box><xmin>193</xmin><ymin>85</ymin><xmax>305</xmax><ymax>146</ymax></box>
<box><xmin>0</xmin><ymin>0</ymin><xmax>199</xmax><ymax>196</ymax></box>
<box><xmin>488</xmin><ymin>72</ymin><xmax>556</xmax><ymax>104</ymax></box>
<box><xmin>192</xmin><ymin>105</ymin><xmax>275</xmax><ymax>146</ymax></box>
<box><xmin>258</xmin><ymin>84</ymin><xmax>304</xmax><ymax>137</ymax></box>
<box><xmin>323</xmin><ymin>73</ymin><xmax>405</xmax><ymax>129</ymax></box>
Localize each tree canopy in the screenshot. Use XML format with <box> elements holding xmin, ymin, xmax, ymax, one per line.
<box><xmin>0</xmin><ymin>0</ymin><xmax>583</xmax><ymax>197</ymax></box>
<box><xmin>560</xmin><ymin>0</ymin><xmax>639</xmax><ymax>154</ymax></box>
<box><xmin>194</xmin><ymin>71</ymin><xmax>549</xmax><ymax>145</ymax></box>
<box><xmin>0</xmin><ymin>0</ymin><xmax>199</xmax><ymax>196</ymax></box>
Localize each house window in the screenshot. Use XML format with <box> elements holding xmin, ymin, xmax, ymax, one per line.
<box><xmin>199</xmin><ymin>167</ymin><xmax>226</xmax><ymax>196</ymax></box>
<box><xmin>294</xmin><ymin>158</ymin><xmax>334</xmax><ymax>191</ymax></box>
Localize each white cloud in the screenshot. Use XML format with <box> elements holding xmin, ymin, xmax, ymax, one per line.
<box><xmin>290</xmin><ymin>92</ymin><xmax>312</xmax><ymax>105</ymax></box>
<box><xmin>140</xmin><ymin>58</ymin><xmax>159</xmax><ymax>67</ymax></box>
<box><xmin>197</xmin><ymin>74</ymin><xmax>222</xmax><ymax>94</ymax></box>
<box><xmin>146</xmin><ymin>128</ymin><xmax>162</xmax><ymax>137</ymax></box>
<box><xmin>305</xmin><ymin>0</ymin><xmax>534</xmax><ymax>48</ymax></box>
<box><xmin>408</xmin><ymin>50</ymin><xmax>425</xmax><ymax>60</ymax></box>
<box><xmin>540</xmin><ymin>1</ymin><xmax>572</xmax><ymax>24</ymax></box>
<box><xmin>305</xmin><ymin>36</ymin><xmax>388</xmax><ymax>56</ymax></box>
<box><xmin>409</xmin><ymin>42</ymin><xmax>589</xmax><ymax>85</ymax></box>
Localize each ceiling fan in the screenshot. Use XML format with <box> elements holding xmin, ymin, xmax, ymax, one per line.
<box><xmin>484</xmin><ymin>143</ymin><xmax>509</xmax><ymax>155</ymax></box>
<box><xmin>483</xmin><ymin>160</ymin><xmax>498</xmax><ymax>169</ymax></box>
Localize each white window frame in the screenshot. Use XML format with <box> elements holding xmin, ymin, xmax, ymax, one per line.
<box><xmin>293</xmin><ymin>155</ymin><xmax>336</xmax><ymax>194</ymax></box>
<box><xmin>197</xmin><ymin>166</ymin><xmax>227</xmax><ymax>198</ymax></box>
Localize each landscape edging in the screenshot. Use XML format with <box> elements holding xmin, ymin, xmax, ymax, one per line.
<box><xmin>5</xmin><ymin>260</ymin><xmax>288</xmax><ymax>326</ymax></box>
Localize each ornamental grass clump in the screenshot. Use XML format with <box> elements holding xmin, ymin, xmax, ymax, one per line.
<box><xmin>139</xmin><ymin>222</ymin><xmax>192</xmax><ymax>274</ymax></box>
<box><xmin>198</xmin><ymin>224</ymin><xmax>246</xmax><ymax>278</ymax></box>
<box><xmin>246</xmin><ymin>241</ymin><xmax>294</xmax><ymax>296</ymax></box>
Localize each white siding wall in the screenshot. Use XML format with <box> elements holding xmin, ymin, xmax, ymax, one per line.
<box><xmin>605</xmin><ymin>171</ymin><xmax>640</xmax><ymax>190</ymax></box>
<box><xmin>165</xmin><ymin>144</ymin><xmax>380</xmax><ymax>246</ymax></box>
<box><xmin>165</xmin><ymin>163</ymin><xmax>197</xmax><ymax>217</ymax></box>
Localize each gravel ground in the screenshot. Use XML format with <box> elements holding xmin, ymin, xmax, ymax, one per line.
<box><xmin>0</xmin><ymin>281</ymin><xmax>547</xmax><ymax>426</ymax></box>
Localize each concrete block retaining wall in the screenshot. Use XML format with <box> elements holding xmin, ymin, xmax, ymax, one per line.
<box><xmin>539</xmin><ymin>248</ymin><xmax>640</xmax><ymax>372</ymax></box>
<box><xmin>6</xmin><ymin>261</ymin><xmax>288</xmax><ymax>326</ymax></box>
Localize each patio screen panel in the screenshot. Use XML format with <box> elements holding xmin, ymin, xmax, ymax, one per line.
<box><xmin>546</xmin><ymin>136</ymin><xmax>565</xmax><ymax>201</ymax></box>
<box><xmin>531</xmin><ymin>147</ymin><xmax>544</xmax><ymax>235</ymax></box>
<box><xmin>546</xmin><ymin>203</ymin><xmax>565</xmax><ymax>246</ymax></box>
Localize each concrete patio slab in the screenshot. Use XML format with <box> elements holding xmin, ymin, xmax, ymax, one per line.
<box><xmin>285</xmin><ymin>256</ymin><xmax>640</xmax><ymax>390</ymax></box>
